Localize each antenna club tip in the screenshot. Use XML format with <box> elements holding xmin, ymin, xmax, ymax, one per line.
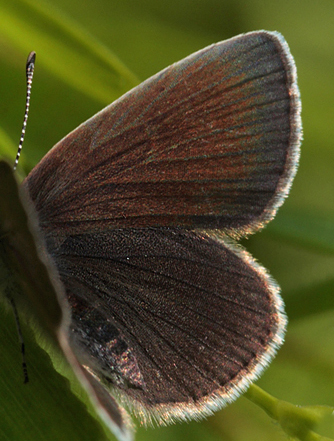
<box><xmin>26</xmin><ymin>51</ymin><xmax>36</xmax><ymax>68</ymax></box>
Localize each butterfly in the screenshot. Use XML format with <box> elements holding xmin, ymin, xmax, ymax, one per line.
<box><xmin>0</xmin><ymin>30</ymin><xmax>301</xmax><ymax>441</ymax></box>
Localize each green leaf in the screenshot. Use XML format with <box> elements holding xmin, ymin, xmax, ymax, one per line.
<box><xmin>0</xmin><ymin>307</ymin><xmax>111</xmax><ymax>441</ymax></box>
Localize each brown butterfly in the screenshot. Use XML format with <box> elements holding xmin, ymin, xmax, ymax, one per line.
<box><xmin>0</xmin><ymin>31</ymin><xmax>301</xmax><ymax>441</ymax></box>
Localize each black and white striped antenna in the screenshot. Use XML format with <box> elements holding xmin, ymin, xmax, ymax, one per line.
<box><xmin>10</xmin><ymin>51</ymin><xmax>36</xmax><ymax>384</ymax></box>
<box><xmin>7</xmin><ymin>293</ymin><xmax>29</xmax><ymax>383</ymax></box>
<box><xmin>13</xmin><ymin>51</ymin><xmax>36</xmax><ymax>171</ymax></box>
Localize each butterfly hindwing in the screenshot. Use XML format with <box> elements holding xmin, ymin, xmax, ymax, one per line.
<box><xmin>48</xmin><ymin>227</ymin><xmax>285</xmax><ymax>423</ymax></box>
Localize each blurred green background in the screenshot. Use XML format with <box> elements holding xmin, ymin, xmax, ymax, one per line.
<box><xmin>0</xmin><ymin>0</ymin><xmax>333</xmax><ymax>440</ymax></box>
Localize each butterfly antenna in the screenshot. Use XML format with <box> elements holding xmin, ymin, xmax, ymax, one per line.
<box><xmin>13</xmin><ymin>51</ymin><xmax>36</xmax><ymax>171</ymax></box>
<box><xmin>9</xmin><ymin>52</ymin><xmax>36</xmax><ymax>384</ymax></box>
<box><xmin>7</xmin><ymin>294</ymin><xmax>29</xmax><ymax>383</ymax></box>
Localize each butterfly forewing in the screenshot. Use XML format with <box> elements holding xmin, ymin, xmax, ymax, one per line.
<box><xmin>23</xmin><ymin>31</ymin><xmax>300</xmax><ymax>237</ymax></box>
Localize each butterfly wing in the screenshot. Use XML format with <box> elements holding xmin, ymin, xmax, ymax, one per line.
<box><xmin>49</xmin><ymin>227</ymin><xmax>285</xmax><ymax>423</ymax></box>
<box><xmin>21</xmin><ymin>31</ymin><xmax>301</xmax><ymax>426</ymax></box>
<box><xmin>23</xmin><ymin>31</ymin><xmax>300</xmax><ymax>238</ymax></box>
